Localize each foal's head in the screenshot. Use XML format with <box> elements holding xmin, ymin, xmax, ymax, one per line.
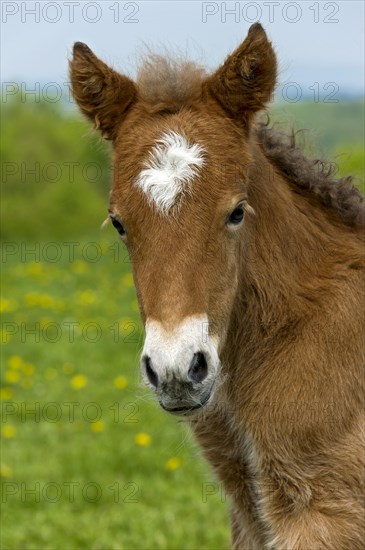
<box><xmin>70</xmin><ymin>23</ymin><xmax>277</xmax><ymax>415</ymax></box>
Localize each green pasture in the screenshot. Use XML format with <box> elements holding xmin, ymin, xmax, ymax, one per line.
<box><xmin>0</xmin><ymin>95</ymin><xmax>364</xmax><ymax>549</ymax></box>
<box><xmin>1</xmin><ymin>236</ymin><xmax>230</xmax><ymax>549</ymax></box>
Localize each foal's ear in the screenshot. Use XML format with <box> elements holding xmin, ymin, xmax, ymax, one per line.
<box><xmin>69</xmin><ymin>42</ymin><xmax>137</xmax><ymax>140</ymax></box>
<box><xmin>204</xmin><ymin>23</ymin><xmax>276</xmax><ymax>128</ymax></box>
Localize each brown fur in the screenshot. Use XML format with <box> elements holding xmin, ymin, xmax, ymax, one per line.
<box><xmin>136</xmin><ymin>52</ymin><xmax>207</xmax><ymax>113</ymax></box>
<box><xmin>70</xmin><ymin>23</ymin><xmax>365</xmax><ymax>549</ymax></box>
<box><xmin>71</xmin><ymin>41</ymin><xmax>136</xmax><ymax>139</ymax></box>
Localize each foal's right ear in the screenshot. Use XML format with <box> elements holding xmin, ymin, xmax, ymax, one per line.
<box><xmin>204</xmin><ymin>23</ymin><xmax>277</xmax><ymax>129</ymax></box>
<box><xmin>69</xmin><ymin>42</ymin><xmax>137</xmax><ymax>140</ymax></box>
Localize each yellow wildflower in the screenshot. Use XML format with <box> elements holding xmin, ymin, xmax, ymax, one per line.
<box><xmin>39</xmin><ymin>294</ymin><xmax>54</xmax><ymax>309</ymax></box>
<box><xmin>24</xmin><ymin>293</ymin><xmax>63</xmax><ymax>311</ymax></box>
<box><xmin>90</xmin><ymin>420</ymin><xmax>105</xmax><ymax>433</ymax></box>
<box><xmin>0</xmin><ymin>298</ymin><xmax>16</xmax><ymax>313</ymax></box>
<box><xmin>0</xmin><ymin>388</ymin><xmax>13</xmax><ymax>400</ymax></box>
<box><xmin>25</xmin><ymin>292</ymin><xmax>39</xmax><ymax>307</ymax></box>
<box><xmin>2</xmin><ymin>425</ymin><xmax>16</xmax><ymax>438</ymax></box>
<box><xmin>25</xmin><ymin>263</ymin><xmax>43</xmax><ymax>276</ymax></box>
<box><xmin>135</xmin><ymin>432</ymin><xmax>151</xmax><ymax>447</ymax></box>
<box><xmin>8</xmin><ymin>356</ymin><xmax>23</xmax><ymax>369</ymax></box>
<box><xmin>70</xmin><ymin>374</ymin><xmax>87</xmax><ymax>389</ymax></box>
<box><xmin>165</xmin><ymin>457</ymin><xmax>182</xmax><ymax>471</ymax></box>
<box><xmin>0</xmin><ymin>464</ymin><xmax>12</xmax><ymax>478</ymax></box>
<box><xmin>72</xmin><ymin>260</ymin><xmax>87</xmax><ymax>274</ymax></box>
<box><xmin>78</xmin><ymin>290</ymin><xmax>96</xmax><ymax>305</ymax></box>
<box><xmin>113</xmin><ymin>376</ymin><xmax>128</xmax><ymax>389</ymax></box>
<box><xmin>5</xmin><ymin>370</ymin><xmax>20</xmax><ymax>384</ymax></box>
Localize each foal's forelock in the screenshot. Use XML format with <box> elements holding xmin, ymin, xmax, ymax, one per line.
<box><xmin>135</xmin><ymin>131</ymin><xmax>205</xmax><ymax>213</ymax></box>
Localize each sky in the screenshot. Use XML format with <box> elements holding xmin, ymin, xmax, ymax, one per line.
<box><xmin>1</xmin><ymin>0</ymin><xmax>364</xmax><ymax>99</ymax></box>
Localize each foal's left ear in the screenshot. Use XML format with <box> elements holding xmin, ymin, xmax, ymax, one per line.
<box><xmin>69</xmin><ymin>42</ymin><xmax>137</xmax><ymax>140</ymax></box>
<box><xmin>204</xmin><ymin>23</ymin><xmax>277</xmax><ymax>128</ymax></box>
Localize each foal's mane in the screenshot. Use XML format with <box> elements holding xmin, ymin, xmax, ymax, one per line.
<box><xmin>256</xmin><ymin>123</ymin><xmax>365</xmax><ymax>228</ymax></box>
<box><xmin>136</xmin><ymin>54</ymin><xmax>364</xmax><ymax>228</ymax></box>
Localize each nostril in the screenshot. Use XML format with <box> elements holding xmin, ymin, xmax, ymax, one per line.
<box><xmin>188</xmin><ymin>352</ymin><xmax>208</xmax><ymax>384</ymax></box>
<box><xmin>144</xmin><ymin>356</ymin><xmax>159</xmax><ymax>387</ymax></box>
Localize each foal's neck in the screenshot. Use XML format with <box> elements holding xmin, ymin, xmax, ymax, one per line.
<box><xmin>231</xmin><ymin>140</ymin><xmax>358</xmax><ymax>337</ymax></box>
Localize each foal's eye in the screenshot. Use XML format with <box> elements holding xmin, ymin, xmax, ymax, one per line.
<box><xmin>111</xmin><ymin>217</ymin><xmax>125</xmax><ymax>236</ymax></box>
<box><xmin>228</xmin><ymin>206</ymin><xmax>244</xmax><ymax>225</ymax></box>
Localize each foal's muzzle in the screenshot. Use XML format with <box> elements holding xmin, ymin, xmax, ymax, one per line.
<box><xmin>144</xmin><ymin>351</ymin><xmax>208</xmax><ymax>387</ymax></box>
<box><xmin>140</xmin><ymin>316</ymin><xmax>219</xmax><ymax>416</ymax></box>
<box><xmin>160</xmin><ymin>389</ymin><xmax>212</xmax><ymax>416</ymax></box>
<box><xmin>142</xmin><ymin>351</ymin><xmax>214</xmax><ymax>416</ymax></box>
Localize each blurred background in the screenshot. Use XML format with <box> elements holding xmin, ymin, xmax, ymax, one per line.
<box><xmin>1</xmin><ymin>1</ymin><xmax>364</xmax><ymax>548</ymax></box>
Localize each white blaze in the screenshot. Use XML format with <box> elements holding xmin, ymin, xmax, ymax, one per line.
<box><xmin>135</xmin><ymin>131</ymin><xmax>205</xmax><ymax>213</ymax></box>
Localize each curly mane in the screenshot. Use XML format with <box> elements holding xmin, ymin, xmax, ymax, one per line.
<box><xmin>256</xmin><ymin>123</ymin><xmax>364</xmax><ymax>228</ymax></box>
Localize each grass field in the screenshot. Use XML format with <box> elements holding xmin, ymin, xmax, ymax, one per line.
<box><xmin>1</xmin><ymin>97</ymin><xmax>364</xmax><ymax>549</ymax></box>
<box><xmin>0</xmin><ymin>232</ymin><xmax>230</xmax><ymax>549</ymax></box>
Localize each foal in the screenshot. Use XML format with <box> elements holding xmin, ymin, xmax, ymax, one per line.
<box><xmin>70</xmin><ymin>24</ymin><xmax>365</xmax><ymax>549</ymax></box>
